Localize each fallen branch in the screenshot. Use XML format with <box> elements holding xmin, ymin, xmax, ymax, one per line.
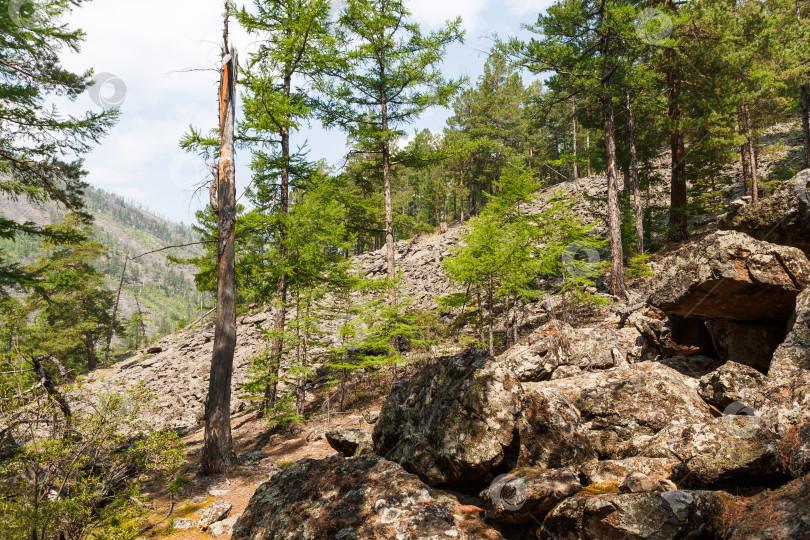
<box><xmin>130</xmin><ymin>494</ymin><xmax>174</xmax><ymax>539</ymax></box>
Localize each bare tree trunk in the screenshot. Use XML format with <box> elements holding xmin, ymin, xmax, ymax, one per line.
<box><xmin>667</xmin><ymin>46</ymin><xmax>688</xmax><ymax>241</ymax></box>
<box><xmin>626</xmin><ymin>93</ymin><xmax>644</xmax><ymax>254</ymax></box>
<box><xmin>737</xmin><ymin>106</ymin><xmax>751</xmax><ymax>184</ymax></box>
<box><xmin>572</xmin><ymin>96</ymin><xmax>579</xmax><ymax>181</ymax></box>
<box><xmin>600</xmin><ymin>2</ymin><xmax>627</xmax><ymax>299</ymax></box>
<box><xmin>742</xmin><ymin>103</ymin><xmax>758</xmax><ymax>203</ymax></box>
<box><xmin>86</xmin><ymin>332</ymin><xmax>97</xmax><ymax>371</ymax></box>
<box><xmin>201</xmin><ymin>8</ymin><xmax>237</xmax><ymax>476</ymax></box>
<box><xmin>586</xmin><ymin>130</ymin><xmax>591</xmax><ymax>176</ymax></box>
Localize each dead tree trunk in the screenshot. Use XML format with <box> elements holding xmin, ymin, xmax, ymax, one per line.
<box><xmin>201</xmin><ymin>6</ymin><xmax>238</xmax><ymax>476</ymax></box>
<box><xmin>801</xmin><ymin>82</ymin><xmax>810</xmax><ymax>169</ymax></box>
<box><xmin>104</xmin><ymin>256</ymin><xmax>127</xmax><ymax>364</ymax></box>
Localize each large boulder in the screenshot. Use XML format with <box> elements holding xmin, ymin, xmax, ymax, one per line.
<box><xmin>719</xmin><ymin>169</ymin><xmax>810</xmax><ymax>257</ymax></box>
<box><xmin>698</xmin><ymin>361</ymin><xmax>769</xmax><ymax>410</ymax></box>
<box><xmin>637</xmin><ymin>418</ymin><xmax>781</xmax><ymax>485</ymax></box>
<box><xmin>528</xmin><ymin>362</ymin><xmax>714</xmax><ymax>459</ymax></box>
<box><xmin>372</xmin><ymin>349</ymin><xmax>594</xmax><ymax>487</ymax></box>
<box><xmin>500</xmin><ymin>321</ymin><xmax>642</xmax><ymax>381</ymax></box>
<box><xmin>539</xmin><ymin>490</ymin><xmax>726</xmax><ymax>539</ymax></box>
<box><xmin>705</xmin><ymin>319</ymin><xmax>785</xmax><ymax>371</ymax></box>
<box><xmin>582</xmin><ymin>457</ymin><xmax>679</xmax><ymax>485</ymax></box>
<box><xmin>231</xmin><ymin>455</ymin><xmax>504</xmax><ymax>540</ymax></box>
<box><xmin>648</xmin><ymin>230</ymin><xmax>810</xmax><ymax>322</ymax></box>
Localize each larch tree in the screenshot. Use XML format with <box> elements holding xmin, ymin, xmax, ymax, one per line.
<box><xmin>235</xmin><ymin>0</ymin><xmax>331</xmax><ymax>414</ymax></box>
<box><xmin>316</xmin><ymin>0</ymin><xmax>464</xmax><ymax>302</ymax></box>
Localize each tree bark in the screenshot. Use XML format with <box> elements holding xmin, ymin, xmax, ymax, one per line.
<box><xmin>572</xmin><ymin>96</ymin><xmax>579</xmax><ymax>181</ymax></box>
<box><xmin>600</xmin><ymin>2</ymin><xmax>627</xmax><ymax>299</ymax></box>
<box><xmin>86</xmin><ymin>331</ymin><xmax>97</xmax><ymax>371</ymax></box>
<box><xmin>801</xmin><ymin>82</ymin><xmax>810</xmax><ymax>169</ymax></box>
<box><xmin>586</xmin><ymin>130</ymin><xmax>591</xmax><ymax>176</ymax></box>
<box><xmin>667</xmin><ymin>47</ymin><xmax>688</xmax><ymax>241</ymax></box>
<box><xmin>626</xmin><ymin>93</ymin><xmax>643</xmax><ymax>254</ymax></box>
<box><xmin>380</xmin><ymin>72</ymin><xmax>395</xmax><ymax>306</ymax></box>
<box><xmin>201</xmin><ymin>15</ymin><xmax>238</xmax><ymax>475</ymax></box>
<box><xmin>743</xmin><ymin>103</ymin><xmax>758</xmax><ymax>204</ymax></box>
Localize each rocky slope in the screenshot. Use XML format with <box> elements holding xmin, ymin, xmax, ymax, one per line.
<box><xmin>226</xmin><ymin>170</ymin><xmax>810</xmax><ymax>539</ymax></box>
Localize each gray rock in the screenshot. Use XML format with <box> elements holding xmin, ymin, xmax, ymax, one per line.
<box><xmin>479</xmin><ymin>468</ymin><xmax>581</xmax><ymax>525</ymax></box>
<box><xmin>619</xmin><ymin>472</ymin><xmax>675</xmax><ymax>494</ymax></box>
<box><xmin>530</xmin><ymin>362</ymin><xmax>713</xmax><ymax>459</ymax></box>
<box><xmin>698</xmin><ymin>361</ymin><xmax>769</xmax><ymax>410</ymax></box>
<box><xmin>231</xmin><ymin>455</ymin><xmax>504</xmax><ymax>539</ymax></box>
<box><xmin>326</xmin><ymin>428</ymin><xmax>373</xmax><ymax>457</ymax></box>
<box><xmin>198</xmin><ymin>499</ymin><xmax>232</xmax><ymax>531</ymax></box>
<box><xmin>540</xmin><ymin>490</ymin><xmax>726</xmax><ymax>540</ymax></box>
<box><xmin>207</xmin><ymin>516</ymin><xmax>238</xmax><ymax>537</ymax></box>
<box><xmin>582</xmin><ymin>457</ymin><xmax>678</xmax><ymax>485</ymax></box>
<box><xmin>648</xmin><ymin>230</ymin><xmax>810</xmax><ymax>322</ymax></box>
<box><xmin>372</xmin><ymin>349</ymin><xmax>594</xmax><ymax>486</ymax></box>
<box><xmin>638</xmin><ymin>418</ymin><xmax>781</xmax><ymax>485</ymax></box>
<box><xmin>172</xmin><ymin>517</ymin><xmax>196</xmax><ymax>530</ymax></box>
<box><xmin>719</xmin><ymin>168</ymin><xmax>810</xmax><ymax>256</ymax></box>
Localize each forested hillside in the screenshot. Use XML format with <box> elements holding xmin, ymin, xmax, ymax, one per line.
<box><xmin>2</xmin><ymin>0</ymin><xmax>810</xmax><ymax>539</ymax></box>
<box><xmin>0</xmin><ymin>185</ymin><xmax>206</xmax><ymax>340</ymax></box>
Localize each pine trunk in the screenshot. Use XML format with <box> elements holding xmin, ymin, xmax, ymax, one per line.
<box><xmin>381</xmin><ymin>83</ymin><xmax>395</xmax><ymax>305</ymax></box>
<box><xmin>743</xmin><ymin>103</ymin><xmax>758</xmax><ymax>204</ymax></box>
<box><xmin>802</xmin><ymin>82</ymin><xmax>810</xmax><ymax>169</ymax></box>
<box><xmin>600</xmin><ymin>2</ymin><xmax>626</xmax><ymax>299</ymax></box>
<box><xmin>667</xmin><ymin>47</ymin><xmax>688</xmax><ymax>241</ymax></box>
<box><xmin>572</xmin><ymin>96</ymin><xmax>579</xmax><ymax>181</ymax></box>
<box><xmin>626</xmin><ymin>93</ymin><xmax>643</xmax><ymax>254</ymax></box>
<box><xmin>201</xmin><ymin>28</ymin><xmax>238</xmax><ymax>476</ymax></box>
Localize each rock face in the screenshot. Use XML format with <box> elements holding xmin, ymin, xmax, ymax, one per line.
<box><xmin>769</xmin><ymin>287</ymin><xmax>810</xmax><ymax>378</ymax></box>
<box><xmin>499</xmin><ymin>321</ymin><xmax>642</xmax><ymax>382</ymax></box>
<box><xmin>231</xmin><ymin>454</ymin><xmax>504</xmax><ymax>540</ymax></box>
<box><xmin>540</xmin><ymin>490</ymin><xmax>726</xmax><ymax>540</ymax></box>
<box><xmin>478</xmin><ymin>468</ymin><xmax>581</xmax><ymax>526</ymax></box>
<box><xmin>719</xmin><ymin>168</ymin><xmax>810</xmax><ymax>256</ymax></box>
<box><xmin>326</xmin><ymin>428</ymin><xmax>373</xmax><ymax>457</ymax></box>
<box><xmin>372</xmin><ymin>349</ymin><xmax>594</xmax><ymax>487</ymax></box>
<box><xmin>528</xmin><ymin>362</ymin><xmax>713</xmax><ymax>459</ymax></box>
<box><xmin>648</xmin><ymin>230</ymin><xmax>810</xmax><ymax>322</ymax></box>
<box><xmin>705</xmin><ymin>319</ymin><xmax>785</xmax><ymax>371</ymax></box>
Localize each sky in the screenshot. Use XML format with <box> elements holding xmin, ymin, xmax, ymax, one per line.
<box><xmin>59</xmin><ymin>0</ymin><xmax>555</xmax><ymax>225</ymax></box>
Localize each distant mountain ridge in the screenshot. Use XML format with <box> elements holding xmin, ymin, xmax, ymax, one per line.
<box><xmin>0</xmin><ymin>185</ymin><xmax>208</xmax><ymax>343</ymax></box>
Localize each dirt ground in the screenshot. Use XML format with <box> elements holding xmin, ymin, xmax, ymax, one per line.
<box><xmin>138</xmin><ymin>401</ymin><xmax>383</xmax><ymax>539</ymax></box>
